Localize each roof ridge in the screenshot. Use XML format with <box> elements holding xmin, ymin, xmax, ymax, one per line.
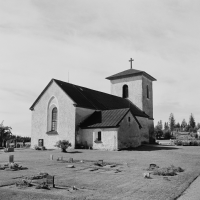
<box><xmin>53</xmin><ymin>78</ymin><xmax>135</xmax><ymax>101</ymax></box>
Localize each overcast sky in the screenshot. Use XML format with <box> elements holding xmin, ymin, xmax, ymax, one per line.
<box><xmin>1</xmin><ymin>0</ymin><xmax>200</xmax><ymax>136</ymax></box>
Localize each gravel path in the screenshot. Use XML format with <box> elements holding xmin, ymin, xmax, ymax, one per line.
<box><xmin>178</xmin><ymin>176</ymin><xmax>200</xmax><ymax>200</ymax></box>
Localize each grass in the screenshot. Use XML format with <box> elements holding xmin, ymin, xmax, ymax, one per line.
<box><xmin>0</xmin><ymin>145</ymin><xmax>200</xmax><ymax>200</ymax></box>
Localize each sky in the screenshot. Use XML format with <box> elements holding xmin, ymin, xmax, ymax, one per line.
<box><xmin>1</xmin><ymin>0</ymin><xmax>200</xmax><ymax>136</ymax></box>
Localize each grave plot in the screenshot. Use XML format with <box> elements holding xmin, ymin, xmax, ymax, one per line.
<box><xmin>0</xmin><ymin>155</ymin><xmax>28</xmax><ymax>171</ymax></box>
<box><xmin>143</xmin><ymin>163</ymin><xmax>185</xmax><ymax>179</ymax></box>
<box><xmin>1</xmin><ymin>172</ymin><xmax>97</xmax><ymax>197</ymax></box>
<box><xmin>48</xmin><ymin>156</ymin><xmax>125</xmax><ymax>174</ymax></box>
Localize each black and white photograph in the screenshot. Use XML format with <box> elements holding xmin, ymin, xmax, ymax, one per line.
<box><xmin>1</xmin><ymin>1</ymin><xmax>200</xmax><ymax>199</ymax></box>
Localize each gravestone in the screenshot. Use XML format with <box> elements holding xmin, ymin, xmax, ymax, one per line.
<box><xmin>46</xmin><ymin>175</ymin><xmax>55</xmax><ymax>188</ymax></box>
<box><xmin>50</xmin><ymin>155</ymin><xmax>53</xmax><ymax>160</ymax></box>
<box><xmin>97</xmin><ymin>160</ymin><xmax>103</xmax><ymax>165</ymax></box>
<box><xmin>57</xmin><ymin>156</ymin><xmax>63</xmax><ymax>161</ymax></box>
<box><xmin>69</xmin><ymin>158</ymin><xmax>73</xmax><ymax>163</ymax></box>
<box><xmin>9</xmin><ymin>155</ymin><xmax>14</xmax><ymax>163</ymax></box>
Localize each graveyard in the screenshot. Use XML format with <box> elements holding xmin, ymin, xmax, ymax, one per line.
<box><xmin>0</xmin><ymin>145</ymin><xmax>200</xmax><ymax>200</ymax></box>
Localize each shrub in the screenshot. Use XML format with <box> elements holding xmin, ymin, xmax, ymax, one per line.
<box><xmin>41</xmin><ymin>146</ymin><xmax>46</xmax><ymax>150</ymax></box>
<box><xmin>55</xmin><ymin>140</ymin><xmax>71</xmax><ymax>152</ymax></box>
<box><xmin>182</xmin><ymin>140</ymin><xmax>190</xmax><ymax>146</ymax></box>
<box><xmin>34</xmin><ymin>145</ymin><xmax>41</xmax><ymax>150</ymax></box>
<box><xmin>163</xmin><ymin>130</ymin><xmax>171</xmax><ymax>139</ymax></box>
<box><xmin>153</xmin><ymin>165</ymin><xmax>184</xmax><ymax>176</ymax></box>
<box><xmin>174</xmin><ymin>140</ymin><xmax>182</xmax><ymax>146</ymax></box>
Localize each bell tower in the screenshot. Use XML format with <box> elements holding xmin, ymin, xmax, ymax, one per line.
<box><xmin>105</xmin><ymin>59</ymin><xmax>156</xmax><ymax>119</ymax></box>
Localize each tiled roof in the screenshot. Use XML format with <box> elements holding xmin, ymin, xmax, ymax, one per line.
<box><xmin>80</xmin><ymin>108</ymin><xmax>130</xmax><ymax>128</ymax></box>
<box><xmin>30</xmin><ymin>79</ymin><xmax>149</xmax><ymax>118</ymax></box>
<box><xmin>106</xmin><ymin>69</ymin><xmax>156</xmax><ymax>81</ymax></box>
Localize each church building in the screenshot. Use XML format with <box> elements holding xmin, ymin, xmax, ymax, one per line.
<box><xmin>30</xmin><ymin>61</ymin><xmax>156</xmax><ymax>150</ymax></box>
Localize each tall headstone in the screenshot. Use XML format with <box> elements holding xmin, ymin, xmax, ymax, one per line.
<box><xmin>9</xmin><ymin>155</ymin><xmax>14</xmax><ymax>163</ymax></box>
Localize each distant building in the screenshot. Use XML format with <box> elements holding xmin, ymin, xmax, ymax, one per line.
<box><xmin>30</xmin><ymin>64</ymin><xmax>156</xmax><ymax>150</ymax></box>
<box><xmin>197</xmin><ymin>129</ymin><xmax>200</xmax><ymax>138</ymax></box>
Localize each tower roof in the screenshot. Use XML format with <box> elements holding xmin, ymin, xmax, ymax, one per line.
<box><xmin>106</xmin><ymin>69</ymin><xmax>156</xmax><ymax>81</ymax></box>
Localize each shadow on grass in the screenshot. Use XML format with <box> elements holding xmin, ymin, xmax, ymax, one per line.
<box><xmin>45</xmin><ymin>149</ymin><xmax>56</xmax><ymax>151</ymax></box>
<box><xmin>64</xmin><ymin>151</ymin><xmax>83</xmax><ymax>154</ymax></box>
<box><xmin>120</xmin><ymin>145</ymin><xmax>180</xmax><ymax>151</ymax></box>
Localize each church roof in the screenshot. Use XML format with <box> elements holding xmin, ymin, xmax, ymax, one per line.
<box><xmin>30</xmin><ymin>79</ymin><xmax>149</xmax><ymax>118</ymax></box>
<box><xmin>106</xmin><ymin>69</ymin><xmax>156</xmax><ymax>81</ymax></box>
<box><xmin>80</xmin><ymin>108</ymin><xmax>131</xmax><ymax>128</ymax></box>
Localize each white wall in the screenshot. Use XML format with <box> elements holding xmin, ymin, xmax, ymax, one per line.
<box><xmin>110</xmin><ymin>76</ymin><xmax>143</xmax><ymax>110</ymax></box>
<box><xmin>31</xmin><ymin>81</ymin><xmax>76</xmax><ymax>149</ymax></box>
<box><xmin>79</xmin><ymin>128</ymin><xmax>118</xmax><ymax>150</ymax></box>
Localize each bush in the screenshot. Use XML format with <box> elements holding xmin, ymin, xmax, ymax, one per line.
<box><xmin>163</xmin><ymin>130</ymin><xmax>171</xmax><ymax>139</ymax></box>
<box><xmin>41</xmin><ymin>146</ymin><xmax>46</xmax><ymax>150</ymax></box>
<box><xmin>34</xmin><ymin>145</ymin><xmax>41</xmax><ymax>150</ymax></box>
<box><xmin>182</xmin><ymin>140</ymin><xmax>190</xmax><ymax>146</ymax></box>
<box><xmin>193</xmin><ymin>140</ymin><xmax>198</xmax><ymax>146</ymax></box>
<box><xmin>174</xmin><ymin>140</ymin><xmax>182</xmax><ymax>146</ymax></box>
<box><xmin>55</xmin><ymin>140</ymin><xmax>71</xmax><ymax>152</ymax></box>
<box><xmin>153</xmin><ymin>165</ymin><xmax>184</xmax><ymax>176</ymax></box>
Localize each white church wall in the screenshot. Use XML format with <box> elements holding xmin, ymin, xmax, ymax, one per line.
<box><xmin>31</xmin><ymin>81</ymin><xmax>76</xmax><ymax>149</ymax></box>
<box><xmin>118</xmin><ymin>111</ymin><xmax>141</xmax><ymax>149</ymax></box>
<box><xmin>110</xmin><ymin>76</ymin><xmax>143</xmax><ymax>110</ymax></box>
<box><xmin>79</xmin><ymin>128</ymin><xmax>118</xmax><ymax>150</ymax></box>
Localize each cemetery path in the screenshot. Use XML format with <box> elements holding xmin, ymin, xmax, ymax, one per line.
<box><xmin>177</xmin><ymin>175</ymin><xmax>200</xmax><ymax>200</ymax></box>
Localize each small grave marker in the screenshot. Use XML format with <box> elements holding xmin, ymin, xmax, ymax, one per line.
<box><xmin>97</xmin><ymin>160</ymin><xmax>103</xmax><ymax>165</ymax></box>
<box><xmin>50</xmin><ymin>155</ymin><xmax>53</xmax><ymax>160</ymax></box>
<box><xmin>46</xmin><ymin>175</ymin><xmax>55</xmax><ymax>188</ymax></box>
<box><xmin>67</xmin><ymin>164</ymin><xmax>75</xmax><ymax>168</ymax></box>
<box><xmin>57</xmin><ymin>156</ymin><xmax>63</xmax><ymax>161</ymax></box>
<box><xmin>143</xmin><ymin>172</ymin><xmax>150</xmax><ymax>178</ymax></box>
<box><xmin>69</xmin><ymin>158</ymin><xmax>73</xmax><ymax>163</ymax></box>
<box><xmin>9</xmin><ymin>155</ymin><xmax>14</xmax><ymax>163</ymax></box>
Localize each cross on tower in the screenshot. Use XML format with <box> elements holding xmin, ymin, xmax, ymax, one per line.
<box><xmin>129</xmin><ymin>58</ymin><xmax>134</xmax><ymax>69</ymax></box>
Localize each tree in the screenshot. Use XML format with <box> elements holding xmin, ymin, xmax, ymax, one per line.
<box><xmin>164</xmin><ymin>122</ymin><xmax>169</xmax><ymax>130</ymax></box>
<box><xmin>189</xmin><ymin>113</ymin><xmax>196</xmax><ymax>129</ymax></box>
<box><xmin>169</xmin><ymin>113</ymin><xmax>175</xmax><ymax>132</ymax></box>
<box><xmin>154</xmin><ymin>121</ymin><xmax>163</xmax><ymax>139</ymax></box>
<box><xmin>196</xmin><ymin>123</ymin><xmax>200</xmax><ymax>130</ymax></box>
<box><xmin>181</xmin><ymin>119</ymin><xmax>187</xmax><ymax>131</ymax></box>
<box><xmin>0</xmin><ymin>122</ymin><xmax>12</xmax><ymax>147</ymax></box>
<box><xmin>174</xmin><ymin>122</ymin><xmax>181</xmax><ymax>132</ymax></box>
<box><xmin>157</xmin><ymin>120</ymin><xmax>163</xmax><ymax>130</ymax></box>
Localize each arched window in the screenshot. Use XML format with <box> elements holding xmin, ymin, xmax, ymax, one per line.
<box><xmin>147</xmin><ymin>85</ymin><xmax>149</xmax><ymax>99</ymax></box>
<box><xmin>51</xmin><ymin>107</ymin><xmax>57</xmax><ymax>131</ymax></box>
<box><xmin>122</xmin><ymin>85</ymin><xmax>129</xmax><ymax>98</ymax></box>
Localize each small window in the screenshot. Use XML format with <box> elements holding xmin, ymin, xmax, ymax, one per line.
<box><xmin>128</xmin><ymin>117</ymin><xmax>131</xmax><ymax>122</ymax></box>
<box><xmin>98</xmin><ymin>131</ymin><xmax>101</xmax><ymax>141</ymax></box>
<box><xmin>122</xmin><ymin>85</ymin><xmax>128</xmax><ymax>98</ymax></box>
<box><xmin>51</xmin><ymin>107</ymin><xmax>57</xmax><ymax>131</ymax></box>
<box><xmin>147</xmin><ymin>85</ymin><xmax>149</xmax><ymax>99</ymax></box>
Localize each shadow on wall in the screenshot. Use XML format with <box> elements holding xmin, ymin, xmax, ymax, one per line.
<box><xmin>119</xmin><ymin>145</ymin><xmax>180</xmax><ymax>151</ymax></box>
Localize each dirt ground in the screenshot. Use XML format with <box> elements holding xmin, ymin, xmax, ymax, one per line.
<box><xmin>1</xmin><ymin>144</ymin><xmax>200</xmax><ymax>200</ymax></box>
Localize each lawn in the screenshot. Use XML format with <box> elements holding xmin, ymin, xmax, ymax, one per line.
<box><xmin>0</xmin><ymin>144</ymin><xmax>200</xmax><ymax>200</ymax></box>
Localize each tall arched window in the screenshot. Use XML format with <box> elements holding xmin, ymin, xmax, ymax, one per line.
<box><xmin>51</xmin><ymin>107</ymin><xmax>57</xmax><ymax>131</ymax></box>
<box><xmin>147</xmin><ymin>85</ymin><xmax>149</xmax><ymax>99</ymax></box>
<box><xmin>122</xmin><ymin>85</ymin><xmax>129</xmax><ymax>98</ymax></box>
